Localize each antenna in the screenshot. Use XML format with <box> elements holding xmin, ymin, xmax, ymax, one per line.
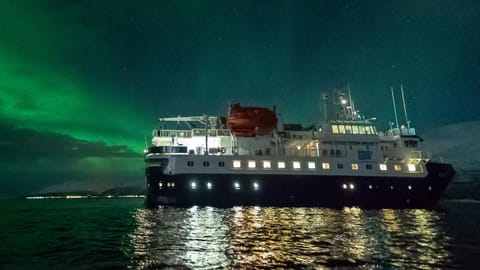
<box><xmin>391</xmin><ymin>87</ymin><xmax>399</xmax><ymax>129</ymax></box>
<box><xmin>144</xmin><ymin>135</ymin><xmax>148</xmax><ymax>148</ymax></box>
<box><xmin>347</xmin><ymin>84</ymin><xmax>355</xmax><ymax>120</ymax></box>
<box><xmin>400</xmin><ymin>85</ymin><xmax>410</xmax><ymax>129</ymax></box>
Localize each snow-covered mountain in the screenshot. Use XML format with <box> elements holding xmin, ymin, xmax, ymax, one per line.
<box><xmin>421</xmin><ymin>121</ymin><xmax>480</xmax><ymax>182</ymax></box>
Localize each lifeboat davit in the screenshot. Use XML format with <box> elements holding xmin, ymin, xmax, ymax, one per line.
<box><xmin>227</xmin><ymin>103</ymin><xmax>278</xmax><ymax>137</ymax></box>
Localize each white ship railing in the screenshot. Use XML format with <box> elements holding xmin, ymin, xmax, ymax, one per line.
<box><xmin>153</xmin><ymin>128</ymin><xmax>232</xmax><ymax>138</ymax></box>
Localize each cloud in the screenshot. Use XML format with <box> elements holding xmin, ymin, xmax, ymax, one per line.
<box><xmin>0</xmin><ymin>123</ymin><xmax>141</xmax><ymax>161</ymax></box>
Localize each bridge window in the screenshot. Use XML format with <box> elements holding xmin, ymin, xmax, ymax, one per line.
<box><xmin>332</xmin><ymin>124</ymin><xmax>339</xmax><ymax>134</ymax></box>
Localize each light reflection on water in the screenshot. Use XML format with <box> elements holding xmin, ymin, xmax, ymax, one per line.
<box><xmin>127</xmin><ymin>206</ymin><xmax>456</xmax><ymax>269</ymax></box>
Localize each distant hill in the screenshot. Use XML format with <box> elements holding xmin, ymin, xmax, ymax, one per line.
<box><xmin>100</xmin><ymin>186</ymin><xmax>145</xmax><ymax>196</ymax></box>
<box><xmin>27</xmin><ymin>186</ymin><xmax>145</xmax><ymax>198</ymax></box>
<box><xmin>422</xmin><ymin>121</ymin><xmax>480</xmax><ymax>182</ymax></box>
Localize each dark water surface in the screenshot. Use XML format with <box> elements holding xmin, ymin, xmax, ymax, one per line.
<box><xmin>0</xmin><ymin>199</ymin><xmax>479</xmax><ymax>269</ymax></box>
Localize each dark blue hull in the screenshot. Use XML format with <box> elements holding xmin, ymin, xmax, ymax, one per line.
<box><xmin>145</xmin><ymin>162</ymin><xmax>454</xmax><ymax>208</ymax></box>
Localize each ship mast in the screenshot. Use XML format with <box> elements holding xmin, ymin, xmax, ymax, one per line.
<box><xmin>400</xmin><ymin>85</ymin><xmax>410</xmax><ymax>129</ymax></box>
<box><xmin>391</xmin><ymin>87</ymin><xmax>399</xmax><ymax>130</ymax></box>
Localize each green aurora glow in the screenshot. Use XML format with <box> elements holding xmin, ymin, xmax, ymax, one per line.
<box><xmin>0</xmin><ymin>0</ymin><xmax>479</xmax><ymax>195</ymax></box>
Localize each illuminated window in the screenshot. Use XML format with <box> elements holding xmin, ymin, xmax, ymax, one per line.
<box><xmin>308</xmin><ymin>162</ymin><xmax>316</xmax><ymax>169</ymax></box>
<box><xmin>293</xmin><ymin>161</ymin><xmax>301</xmax><ymax>169</ymax></box>
<box><xmin>359</xmin><ymin>126</ymin><xmax>366</xmax><ymax>134</ymax></box>
<box><xmin>408</xmin><ymin>164</ymin><xmax>416</xmax><ymax>172</ymax></box>
<box><xmin>278</xmin><ymin>161</ymin><xmax>285</xmax><ymax>169</ymax></box>
<box><xmin>253</xmin><ymin>182</ymin><xmax>260</xmax><ymax>191</ymax></box>
<box><xmin>263</xmin><ymin>161</ymin><xmax>271</xmax><ymax>169</ymax></box>
<box><xmin>394</xmin><ymin>164</ymin><xmax>402</xmax><ymax>171</ymax></box>
<box><xmin>408</xmin><ymin>185</ymin><xmax>412</xmax><ymax>190</ymax></box>
<box><xmin>379</xmin><ymin>164</ymin><xmax>387</xmax><ymax>171</ymax></box>
<box><xmin>368</xmin><ymin>185</ymin><xmax>373</xmax><ymax>190</ymax></box>
<box><xmin>322</xmin><ymin>162</ymin><xmax>330</xmax><ymax>169</ymax></box>
<box><xmin>352</xmin><ymin>125</ymin><xmax>359</xmax><ymax>134</ymax></box>
<box><xmin>248</xmin><ymin>161</ymin><xmax>256</xmax><ymax>168</ymax></box>
<box><xmin>349</xmin><ymin>183</ymin><xmax>355</xmax><ymax>190</ymax></box>
<box><xmin>352</xmin><ymin>163</ymin><xmax>359</xmax><ymax>170</ymax></box>
<box><xmin>332</xmin><ymin>125</ymin><xmax>339</xmax><ymax>134</ymax></box>
<box><xmin>345</xmin><ymin>125</ymin><xmax>352</xmax><ymax>134</ymax></box>
<box><xmin>233</xmin><ymin>160</ymin><xmax>241</xmax><ymax>168</ymax></box>
<box><xmin>190</xmin><ymin>182</ymin><xmax>197</xmax><ymax>190</ymax></box>
<box><xmin>342</xmin><ymin>184</ymin><xmax>347</xmax><ymax>189</ymax></box>
<box><xmin>206</xmin><ymin>182</ymin><xmax>213</xmax><ymax>190</ymax></box>
<box><xmin>159</xmin><ymin>182</ymin><xmax>163</xmax><ymax>189</ymax></box>
<box><xmin>339</xmin><ymin>125</ymin><xmax>346</xmax><ymax>134</ymax></box>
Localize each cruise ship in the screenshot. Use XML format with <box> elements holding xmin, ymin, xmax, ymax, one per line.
<box><xmin>144</xmin><ymin>88</ymin><xmax>455</xmax><ymax>208</ymax></box>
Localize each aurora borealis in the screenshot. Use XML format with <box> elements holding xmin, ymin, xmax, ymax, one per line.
<box><xmin>1</xmin><ymin>0</ymin><xmax>479</xmax><ymax>196</ymax></box>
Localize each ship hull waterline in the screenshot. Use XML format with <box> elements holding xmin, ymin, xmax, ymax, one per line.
<box><xmin>145</xmin><ymin>162</ymin><xmax>454</xmax><ymax>208</ymax></box>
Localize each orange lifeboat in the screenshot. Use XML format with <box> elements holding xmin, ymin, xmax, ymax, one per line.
<box><xmin>227</xmin><ymin>103</ymin><xmax>278</xmax><ymax>137</ymax></box>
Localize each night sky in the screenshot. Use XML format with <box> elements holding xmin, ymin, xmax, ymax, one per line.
<box><xmin>1</xmin><ymin>0</ymin><xmax>479</xmax><ymax>196</ymax></box>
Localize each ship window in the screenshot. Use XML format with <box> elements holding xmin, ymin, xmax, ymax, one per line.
<box><xmin>293</xmin><ymin>161</ymin><xmax>301</xmax><ymax>169</ymax></box>
<box><xmin>336</xmin><ymin>150</ymin><xmax>341</xmax><ymax>157</ymax></box>
<box><xmin>394</xmin><ymin>164</ymin><xmax>402</xmax><ymax>171</ymax></box>
<box><xmin>308</xmin><ymin>162</ymin><xmax>316</xmax><ymax>169</ymax></box>
<box><xmin>359</xmin><ymin>126</ymin><xmax>366</xmax><ymax>134</ymax></box>
<box><xmin>218</xmin><ymin>161</ymin><xmax>225</xmax><ymax>167</ymax></box>
<box><xmin>248</xmin><ymin>161</ymin><xmax>256</xmax><ymax>168</ymax></box>
<box><xmin>338</xmin><ymin>125</ymin><xmax>346</xmax><ymax>134</ymax></box>
<box><xmin>322</xmin><ymin>162</ymin><xmax>330</xmax><ymax>170</ymax></box>
<box><xmin>233</xmin><ymin>160</ymin><xmax>241</xmax><ymax>168</ymax></box>
<box><xmin>366</xmin><ymin>164</ymin><xmax>372</xmax><ymax>170</ymax></box>
<box><xmin>352</xmin><ymin>163</ymin><xmax>359</xmax><ymax>170</ymax></box>
<box><xmin>206</xmin><ymin>182</ymin><xmax>213</xmax><ymax>190</ymax></box>
<box><xmin>330</xmin><ymin>149</ymin><xmax>335</xmax><ymax>157</ymax></box>
<box><xmin>379</xmin><ymin>164</ymin><xmax>387</xmax><ymax>171</ymax></box>
<box><xmin>332</xmin><ymin>124</ymin><xmax>339</xmax><ymax>134</ymax></box>
<box><xmin>187</xmin><ymin>161</ymin><xmax>194</xmax><ymax>167</ymax></box>
<box><xmin>345</xmin><ymin>125</ymin><xmax>352</xmax><ymax>134</ymax></box>
<box><xmin>337</xmin><ymin>163</ymin><xmax>344</xmax><ymax>169</ymax></box>
<box><xmin>203</xmin><ymin>161</ymin><xmax>210</xmax><ymax>167</ymax></box>
<box><xmin>234</xmin><ymin>182</ymin><xmax>240</xmax><ymax>190</ymax></box>
<box><xmin>408</xmin><ymin>164</ymin><xmax>416</xmax><ymax>172</ymax></box>
<box><xmin>263</xmin><ymin>161</ymin><xmax>271</xmax><ymax>169</ymax></box>
<box><xmin>278</xmin><ymin>161</ymin><xmax>286</xmax><ymax>169</ymax></box>
<box><xmin>352</xmin><ymin>125</ymin><xmax>359</xmax><ymax>134</ymax></box>
<box><xmin>404</xmin><ymin>140</ymin><xmax>418</xmax><ymax>148</ymax></box>
<box><xmin>322</xmin><ymin>149</ymin><xmax>328</xmax><ymax>156</ymax></box>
